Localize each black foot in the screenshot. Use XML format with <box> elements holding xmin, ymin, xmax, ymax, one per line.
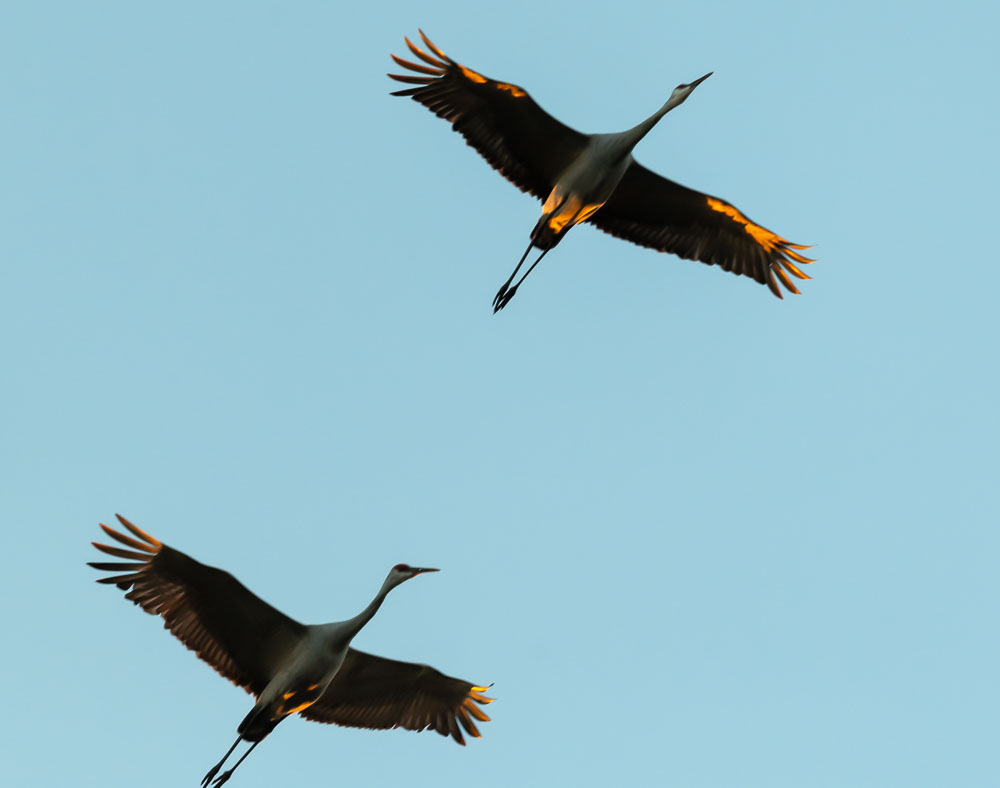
<box><xmin>492</xmin><ymin>284</ymin><xmax>518</xmax><ymax>313</ymax></box>
<box><xmin>201</xmin><ymin>765</ymin><xmax>221</xmax><ymax>788</ymax></box>
<box><xmin>211</xmin><ymin>769</ymin><xmax>234</xmax><ymax>786</ymax></box>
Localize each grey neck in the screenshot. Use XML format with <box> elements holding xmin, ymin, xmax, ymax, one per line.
<box><xmin>626</xmin><ymin>108</ymin><xmax>666</xmax><ymax>145</ymax></box>
<box><xmin>341</xmin><ymin>575</ymin><xmax>395</xmax><ymax>641</ymax></box>
<box><xmin>622</xmin><ymin>94</ymin><xmax>686</xmax><ymax>149</ymax></box>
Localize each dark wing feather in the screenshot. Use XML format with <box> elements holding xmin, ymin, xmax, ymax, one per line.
<box><xmin>589</xmin><ymin>161</ymin><xmax>815</xmax><ymax>297</ymax></box>
<box><xmin>89</xmin><ymin>515</ymin><xmax>306</xmax><ymax>695</ymax></box>
<box><xmin>299</xmin><ymin>648</ymin><xmax>493</xmax><ymax>745</ymax></box>
<box><xmin>389</xmin><ymin>30</ymin><xmax>587</xmax><ymax>200</ymax></box>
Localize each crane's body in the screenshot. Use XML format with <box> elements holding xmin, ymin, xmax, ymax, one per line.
<box><xmin>531</xmin><ymin>135</ymin><xmax>634</xmax><ymax>251</ymax></box>
<box><xmin>89</xmin><ymin>515</ymin><xmax>492</xmax><ymax>786</ymax></box>
<box><xmin>390</xmin><ymin>31</ymin><xmax>814</xmax><ymax>311</ymax></box>
<box><xmin>532</xmin><ymin>83</ymin><xmax>710</xmax><ymax>251</ymax></box>
<box><xmin>236</xmin><ymin>572</ymin><xmax>409</xmax><ymax>742</ymax></box>
<box><xmin>238</xmin><ymin>622</ymin><xmax>358</xmax><ymax>741</ymax></box>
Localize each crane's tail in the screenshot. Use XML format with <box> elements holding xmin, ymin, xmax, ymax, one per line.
<box><xmin>237</xmin><ymin>703</ymin><xmax>282</xmax><ymax>742</ymax></box>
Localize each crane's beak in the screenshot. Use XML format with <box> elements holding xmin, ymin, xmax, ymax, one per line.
<box><xmin>412</xmin><ymin>567</ymin><xmax>440</xmax><ymax>576</ymax></box>
<box><xmin>689</xmin><ymin>72</ymin><xmax>712</xmax><ymax>88</ymax></box>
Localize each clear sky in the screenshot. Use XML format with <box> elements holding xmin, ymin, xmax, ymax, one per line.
<box><xmin>2</xmin><ymin>1</ymin><xmax>998</xmax><ymax>786</ymax></box>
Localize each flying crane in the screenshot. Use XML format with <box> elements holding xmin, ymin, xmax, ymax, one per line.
<box><xmin>89</xmin><ymin>515</ymin><xmax>492</xmax><ymax>786</ymax></box>
<box><xmin>390</xmin><ymin>30</ymin><xmax>814</xmax><ymax>311</ymax></box>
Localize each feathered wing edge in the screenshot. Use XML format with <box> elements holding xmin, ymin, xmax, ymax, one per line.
<box><xmin>591</xmin><ymin>163</ymin><xmax>816</xmax><ymax>298</ymax></box>
<box><xmin>88</xmin><ymin>515</ymin><xmax>304</xmax><ymax>696</ymax></box>
<box><xmin>303</xmin><ymin>684</ymin><xmax>494</xmax><ymax>746</ymax></box>
<box><xmin>389</xmin><ymin>30</ymin><xmax>588</xmax><ymax>201</ymax></box>
<box><xmin>299</xmin><ymin>649</ymin><xmax>494</xmax><ymax>746</ymax></box>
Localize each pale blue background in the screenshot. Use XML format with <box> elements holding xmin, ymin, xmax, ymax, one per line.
<box><xmin>2</xmin><ymin>1</ymin><xmax>997</xmax><ymax>786</ymax></box>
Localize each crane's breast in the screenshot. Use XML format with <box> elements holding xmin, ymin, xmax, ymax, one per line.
<box><xmin>533</xmin><ymin>186</ymin><xmax>605</xmax><ymax>248</ymax></box>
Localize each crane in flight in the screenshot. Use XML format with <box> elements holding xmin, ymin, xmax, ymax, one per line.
<box><xmin>89</xmin><ymin>515</ymin><xmax>493</xmax><ymax>786</ymax></box>
<box><xmin>390</xmin><ymin>31</ymin><xmax>814</xmax><ymax>311</ymax></box>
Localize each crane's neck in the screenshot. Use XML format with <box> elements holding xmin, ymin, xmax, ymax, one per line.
<box><xmin>622</xmin><ymin>94</ymin><xmax>687</xmax><ymax>149</ymax></box>
<box><xmin>625</xmin><ymin>109</ymin><xmax>665</xmax><ymax>146</ymax></box>
<box><xmin>341</xmin><ymin>576</ymin><xmax>396</xmax><ymax>641</ymax></box>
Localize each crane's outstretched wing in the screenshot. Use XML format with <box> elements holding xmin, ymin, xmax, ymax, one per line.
<box><xmin>299</xmin><ymin>648</ymin><xmax>493</xmax><ymax>745</ymax></box>
<box><xmin>389</xmin><ymin>30</ymin><xmax>587</xmax><ymax>200</ymax></box>
<box><xmin>589</xmin><ymin>161</ymin><xmax>815</xmax><ymax>297</ymax></box>
<box><xmin>89</xmin><ymin>515</ymin><xmax>306</xmax><ymax>695</ymax></box>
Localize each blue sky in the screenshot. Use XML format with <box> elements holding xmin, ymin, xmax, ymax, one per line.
<box><xmin>2</xmin><ymin>1</ymin><xmax>997</xmax><ymax>786</ymax></box>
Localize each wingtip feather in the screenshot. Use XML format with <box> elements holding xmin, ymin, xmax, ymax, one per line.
<box><xmin>781</xmin><ymin>259</ymin><xmax>811</xmax><ymax>280</ymax></box>
<box><xmin>772</xmin><ymin>265</ymin><xmax>801</xmax><ymax>295</ymax></box>
<box><xmin>390</xmin><ymin>54</ymin><xmax>445</xmax><ymax>75</ymax></box>
<box><xmin>115</xmin><ymin>514</ymin><xmax>161</xmax><ymax>548</ymax></box>
<box><xmin>405</xmin><ymin>35</ymin><xmax>448</xmax><ymax>69</ymax></box>
<box><xmin>417</xmin><ymin>29</ymin><xmax>449</xmax><ymax>61</ymax></box>
<box><xmin>91</xmin><ymin>570</ymin><xmax>141</xmax><ymax>585</ymax></box>
<box><xmin>456</xmin><ymin>706</ymin><xmax>481</xmax><ymax>739</ymax></box>
<box><xmin>464</xmin><ymin>699</ymin><xmax>492</xmax><ymax>722</ymax></box>
<box><xmin>88</xmin><ymin>560</ymin><xmax>145</xmax><ymax>571</ymax></box>
<box><xmin>100</xmin><ymin>522</ymin><xmax>158</xmax><ymax>553</ymax></box>
<box><xmin>765</xmin><ymin>271</ymin><xmax>784</xmax><ymax>299</ymax></box>
<box><xmin>387</xmin><ymin>73</ymin><xmax>435</xmax><ymax>85</ymax></box>
<box><xmin>783</xmin><ymin>247</ymin><xmax>816</xmax><ymax>264</ymax></box>
<box><xmin>92</xmin><ymin>542</ymin><xmax>153</xmax><ymax>561</ymax></box>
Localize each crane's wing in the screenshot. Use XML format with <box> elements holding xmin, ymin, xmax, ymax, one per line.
<box><xmin>389</xmin><ymin>30</ymin><xmax>588</xmax><ymax>200</ymax></box>
<box><xmin>588</xmin><ymin>161</ymin><xmax>815</xmax><ymax>297</ymax></box>
<box><xmin>299</xmin><ymin>648</ymin><xmax>493</xmax><ymax>745</ymax></box>
<box><xmin>88</xmin><ymin>515</ymin><xmax>306</xmax><ymax>695</ymax></box>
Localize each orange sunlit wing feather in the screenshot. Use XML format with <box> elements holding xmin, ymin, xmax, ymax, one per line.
<box><xmin>88</xmin><ymin>515</ymin><xmax>306</xmax><ymax>695</ymax></box>
<box><xmin>589</xmin><ymin>162</ymin><xmax>815</xmax><ymax>297</ymax></box>
<box><xmin>389</xmin><ymin>30</ymin><xmax>588</xmax><ymax>200</ymax></box>
<box><xmin>299</xmin><ymin>648</ymin><xmax>493</xmax><ymax>745</ymax></box>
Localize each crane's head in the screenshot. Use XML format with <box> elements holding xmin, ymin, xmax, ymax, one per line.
<box><xmin>664</xmin><ymin>72</ymin><xmax>712</xmax><ymax>112</ymax></box>
<box><xmin>387</xmin><ymin>563</ymin><xmax>440</xmax><ymax>588</ymax></box>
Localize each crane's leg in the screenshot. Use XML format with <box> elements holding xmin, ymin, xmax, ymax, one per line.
<box><xmin>492</xmin><ymin>241</ymin><xmax>535</xmax><ymax>312</ymax></box>
<box><xmin>201</xmin><ymin>737</ymin><xmax>241</xmax><ymax>787</ymax></box>
<box><xmin>493</xmin><ymin>248</ymin><xmax>551</xmax><ymax>313</ymax></box>
<box><xmin>210</xmin><ymin>740</ymin><xmax>261</xmax><ymax>786</ymax></box>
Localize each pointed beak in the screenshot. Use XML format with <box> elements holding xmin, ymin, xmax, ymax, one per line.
<box><xmin>412</xmin><ymin>567</ymin><xmax>440</xmax><ymax>576</ymax></box>
<box><xmin>690</xmin><ymin>72</ymin><xmax>712</xmax><ymax>88</ymax></box>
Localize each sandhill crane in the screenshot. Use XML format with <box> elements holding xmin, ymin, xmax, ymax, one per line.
<box><xmin>89</xmin><ymin>515</ymin><xmax>493</xmax><ymax>786</ymax></box>
<box><xmin>390</xmin><ymin>31</ymin><xmax>814</xmax><ymax>311</ymax></box>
